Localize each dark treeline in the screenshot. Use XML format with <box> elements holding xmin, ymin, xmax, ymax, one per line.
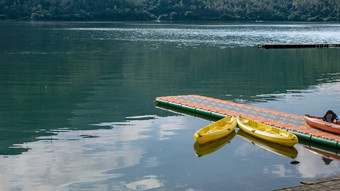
<box><xmin>0</xmin><ymin>0</ymin><xmax>339</xmax><ymax>21</ymax></box>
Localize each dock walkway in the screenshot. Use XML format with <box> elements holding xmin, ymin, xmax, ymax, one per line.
<box><xmin>155</xmin><ymin>95</ymin><xmax>340</xmax><ymax>148</ymax></box>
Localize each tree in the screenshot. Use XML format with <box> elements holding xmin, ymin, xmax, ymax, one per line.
<box><xmin>0</xmin><ymin>0</ymin><xmax>338</xmax><ymax>21</ymax></box>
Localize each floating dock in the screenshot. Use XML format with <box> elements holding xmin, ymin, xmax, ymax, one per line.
<box><xmin>155</xmin><ymin>95</ymin><xmax>340</xmax><ymax>148</ymax></box>
<box><xmin>258</xmin><ymin>44</ymin><xmax>340</xmax><ymax>49</ymax></box>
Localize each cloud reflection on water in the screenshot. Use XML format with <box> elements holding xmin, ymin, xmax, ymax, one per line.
<box><xmin>125</xmin><ymin>175</ymin><xmax>164</xmax><ymax>190</ymax></box>
<box><xmin>264</xmin><ymin>164</ymin><xmax>295</xmax><ymax>178</ymax></box>
<box><xmin>1</xmin><ymin>112</ymin><xmax>340</xmax><ymax>190</ymax></box>
<box><xmin>296</xmin><ymin>148</ymin><xmax>340</xmax><ymax>178</ymax></box>
<box><xmin>0</xmin><ymin>115</ymin><xmax>164</xmax><ymax>190</ymax></box>
<box><xmin>0</xmin><ymin>115</ymin><xmax>200</xmax><ymax>190</ymax></box>
<box><xmin>235</xmin><ymin>135</ymin><xmax>340</xmax><ymax>179</ymax></box>
<box><xmin>157</xmin><ymin>117</ymin><xmax>188</xmax><ymax>141</ymax></box>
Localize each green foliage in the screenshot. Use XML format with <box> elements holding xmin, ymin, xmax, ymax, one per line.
<box><xmin>0</xmin><ymin>0</ymin><xmax>338</xmax><ymax>21</ymax></box>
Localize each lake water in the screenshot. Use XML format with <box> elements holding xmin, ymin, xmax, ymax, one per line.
<box><xmin>0</xmin><ymin>21</ymin><xmax>340</xmax><ymax>191</ymax></box>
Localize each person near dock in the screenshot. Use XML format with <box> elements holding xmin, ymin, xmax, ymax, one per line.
<box><xmin>323</xmin><ymin>110</ymin><xmax>340</xmax><ymax>124</ymax></box>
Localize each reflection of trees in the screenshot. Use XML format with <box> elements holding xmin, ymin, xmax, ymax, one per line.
<box><xmin>0</xmin><ymin>23</ymin><xmax>339</xmax><ymax>155</ymax></box>
<box><xmin>0</xmin><ymin>25</ymin><xmax>111</xmax><ymax>155</ymax></box>
<box><xmin>122</xmin><ymin>44</ymin><xmax>340</xmax><ymax>102</ymax></box>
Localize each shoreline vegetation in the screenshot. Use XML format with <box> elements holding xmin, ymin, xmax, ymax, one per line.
<box><xmin>0</xmin><ymin>0</ymin><xmax>339</xmax><ymax>22</ymax></box>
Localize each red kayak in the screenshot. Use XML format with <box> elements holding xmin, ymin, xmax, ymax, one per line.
<box><xmin>304</xmin><ymin>114</ymin><xmax>340</xmax><ymax>134</ymax></box>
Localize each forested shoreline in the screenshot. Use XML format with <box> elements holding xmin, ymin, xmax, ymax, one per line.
<box><xmin>0</xmin><ymin>0</ymin><xmax>339</xmax><ymax>22</ymax></box>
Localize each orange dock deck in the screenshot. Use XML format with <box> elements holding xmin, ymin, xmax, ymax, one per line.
<box><xmin>155</xmin><ymin>95</ymin><xmax>340</xmax><ymax>148</ymax></box>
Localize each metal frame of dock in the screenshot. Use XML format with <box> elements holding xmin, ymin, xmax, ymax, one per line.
<box><xmin>155</xmin><ymin>95</ymin><xmax>340</xmax><ymax>148</ymax></box>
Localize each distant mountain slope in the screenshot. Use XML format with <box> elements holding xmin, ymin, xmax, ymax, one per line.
<box><xmin>0</xmin><ymin>0</ymin><xmax>339</xmax><ymax>21</ymax></box>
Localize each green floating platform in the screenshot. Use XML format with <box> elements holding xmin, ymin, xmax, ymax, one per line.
<box><xmin>155</xmin><ymin>95</ymin><xmax>340</xmax><ymax>149</ymax></box>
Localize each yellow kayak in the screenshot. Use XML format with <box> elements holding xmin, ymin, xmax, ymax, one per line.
<box><xmin>237</xmin><ymin>116</ymin><xmax>298</xmax><ymax>147</ymax></box>
<box><xmin>194</xmin><ymin>116</ymin><xmax>237</xmax><ymax>144</ymax></box>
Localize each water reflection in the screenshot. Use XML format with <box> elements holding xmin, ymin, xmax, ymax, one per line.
<box><xmin>294</xmin><ymin>147</ymin><xmax>340</xmax><ymax>178</ymax></box>
<box><xmin>0</xmin><ymin>116</ymin><xmax>164</xmax><ymax>190</ymax></box>
<box><xmin>263</xmin><ymin>164</ymin><xmax>296</xmax><ymax>178</ymax></box>
<box><xmin>58</xmin><ymin>23</ymin><xmax>340</xmax><ymax>48</ymax></box>
<box><xmin>299</xmin><ymin>139</ymin><xmax>340</xmax><ymax>166</ymax></box>
<box><xmin>1</xmin><ymin>113</ymin><xmax>340</xmax><ymax>190</ymax></box>
<box><xmin>253</xmin><ymin>81</ymin><xmax>340</xmax><ymax>115</ymax></box>
<box><xmin>304</xmin><ymin>147</ymin><xmax>340</xmax><ymax>164</ymax></box>
<box><xmin>125</xmin><ymin>175</ymin><xmax>164</xmax><ymax>190</ymax></box>
<box><xmin>237</xmin><ymin>130</ymin><xmax>298</xmax><ymax>159</ymax></box>
<box><xmin>1</xmin><ymin>22</ymin><xmax>340</xmax><ymax>190</ymax></box>
<box><xmin>194</xmin><ymin>131</ymin><xmax>236</xmax><ymax>157</ymax></box>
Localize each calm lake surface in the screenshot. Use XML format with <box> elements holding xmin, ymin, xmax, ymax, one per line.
<box><xmin>0</xmin><ymin>21</ymin><xmax>340</xmax><ymax>191</ymax></box>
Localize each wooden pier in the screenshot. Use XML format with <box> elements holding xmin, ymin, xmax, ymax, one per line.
<box><xmin>258</xmin><ymin>44</ymin><xmax>340</xmax><ymax>49</ymax></box>
<box><xmin>155</xmin><ymin>95</ymin><xmax>340</xmax><ymax>148</ymax></box>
